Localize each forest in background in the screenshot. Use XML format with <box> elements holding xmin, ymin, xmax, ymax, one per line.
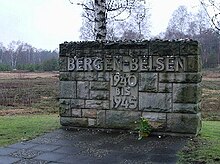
<box><xmin>0</xmin><ymin>41</ymin><xmax>58</xmax><ymax>71</ymax></box>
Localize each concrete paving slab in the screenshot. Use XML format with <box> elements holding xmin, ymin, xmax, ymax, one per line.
<box><xmin>8</xmin><ymin>142</ymin><xmax>38</xmax><ymax>149</ymax></box>
<box><xmin>0</xmin><ymin>155</ymin><xmax>20</xmax><ymax>164</ymax></box>
<box><xmin>10</xmin><ymin>148</ymin><xmax>41</xmax><ymax>159</ymax></box>
<box><xmin>34</xmin><ymin>152</ymin><xmax>68</xmax><ymax>162</ymax></box>
<box><xmin>53</xmin><ymin>146</ymin><xmax>81</xmax><ymax>155</ymax></box>
<box><xmin>13</xmin><ymin>158</ymin><xmax>49</xmax><ymax>164</ymax></box>
<box><xmin>0</xmin><ymin>128</ymin><xmax>188</xmax><ymax>164</ymax></box>
<box><xmin>0</xmin><ymin>147</ymin><xmax>17</xmax><ymax>156</ymax></box>
<box><xmin>31</xmin><ymin>144</ymin><xmax>61</xmax><ymax>152</ymax></box>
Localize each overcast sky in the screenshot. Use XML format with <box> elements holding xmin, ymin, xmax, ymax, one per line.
<box><xmin>0</xmin><ymin>0</ymin><xmax>200</xmax><ymax>50</ymax></box>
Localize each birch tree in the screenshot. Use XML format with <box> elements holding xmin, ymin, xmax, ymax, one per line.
<box><xmin>70</xmin><ymin>0</ymin><xmax>149</xmax><ymax>41</ymax></box>
<box><xmin>165</xmin><ymin>6</ymin><xmax>190</xmax><ymax>39</ymax></box>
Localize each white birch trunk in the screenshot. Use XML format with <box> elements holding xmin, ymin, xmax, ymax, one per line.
<box><xmin>94</xmin><ymin>0</ymin><xmax>107</xmax><ymax>41</ymax></box>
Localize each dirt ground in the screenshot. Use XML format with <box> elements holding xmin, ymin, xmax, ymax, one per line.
<box><xmin>0</xmin><ymin>108</ymin><xmax>42</xmax><ymax>116</ymax></box>
<box><xmin>203</xmin><ymin>70</ymin><xmax>220</xmax><ymax>81</ymax></box>
<box><xmin>202</xmin><ymin>70</ymin><xmax>220</xmax><ymax>120</ymax></box>
<box><xmin>0</xmin><ymin>72</ymin><xmax>59</xmax><ymax>116</ymax></box>
<box><xmin>0</xmin><ymin>71</ymin><xmax>58</xmax><ymax>79</ymax></box>
<box><xmin>0</xmin><ymin>70</ymin><xmax>218</xmax><ymax>80</ymax></box>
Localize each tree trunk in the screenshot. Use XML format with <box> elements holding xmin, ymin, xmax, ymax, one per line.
<box><xmin>94</xmin><ymin>0</ymin><xmax>107</xmax><ymax>41</ymax></box>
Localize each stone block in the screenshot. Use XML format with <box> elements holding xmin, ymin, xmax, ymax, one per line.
<box><xmin>142</xmin><ymin>112</ymin><xmax>166</xmax><ymax>122</ymax></box>
<box><xmin>85</xmin><ymin>100</ymin><xmax>109</xmax><ymax>109</ymax></box>
<box><xmin>59</xmin><ymin>99</ymin><xmax>72</xmax><ymax>116</ymax></box>
<box><xmin>60</xmin><ymin>117</ymin><xmax>88</xmax><ymax>127</ymax></box>
<box><xmin>159</xmin><ymin>73</ymin><xmax>202</xmax><ymax>83</ymax></box>
<box><xmin>71</xmin><ymin>72</ymin><xmax>97</xmax><ymax>81</ymax></box>
<box><xmin>59</xmin><ymin>99</ymin><xmax>71</xmax><ymax>105</ymax></box>
<box><xmin>97</xmin><ymin>110</ymin><xmax>106</xmax><ymax>126</ymax></box>
<box><xmin>122</xmin><ymin>56</ymin><xmax>132</xmax><ymax>72</ymax></box>
<box><xmin>66</xmin><ymin>52</ymin><xmax>75</xmax><ymax>57</ymax></box>
<box><xmin>59</xmin><ymin>105</ymin><xmax>71</xmax><ymax>117</ymax></box>
<box><xmin>77</xmin><ymin>81</ymin><xmax>89</xmax><ymax>99</ymax></box>
<box><xmin>67</xmin><ymin>72</ymin><xmax>78</xmax><ymax>81</ymax></box>
<box><xmin>93</xmin><ymin>49</ymin><xmax>103</xmax><ymax>56</ymax></box>
<box><xmin>106</xmin><ymin>110</ymin><xmax>141</xmax><ymax>129</ymax></box>
<box><xmin>90</xmin><ymin>81</ymin><xmax>109</xmax><ymax>90</ymax></box>
<box><xmin>142</xmin><ymin>112</ymin><xmax>166</xmax><ymax>131</ymax></box>
<box><xmin>74</xmin><ymin>72</ymin><xmax>84</xmax><ymax>80</ymax></box>
<box><xmin>59</xmin><ymin>72</ymin><xmax>75</xmax><ymax>81</ymax></box>
<box><xmin>59</xmin><ymin>72</ymin><xmax>70</xmax><ymax>81</ymax></box>
<box><xmin>139</xmin><ymin>73</ymin><xmax>158</xmax><ymax>92</ymax></box>
<box><xmin>115</xmin><ymin>49</ymin><xmax>129</xmax><ymax>56</ymax></box>
<box><xmin>173</xmin><ymin>103</ymin><xmax>201</xmax><ymax>113</ymax></box>
<box><xmin>88</xmin><ymin>118</ymin><xmax>96</xmax><ymax>126</ymax></box>
<box><xmin>186</xmin><ymin>73</ymin><xmax>202</xmax><ymax>82</ymax></box>
<box><xmin>158</xmin><ymin>83</ymin><xmax>172</xmax><ymax>93</ymax></box>
<box><xmin>97</xmin><ymin>72</ymin><xmax>110</xmax><ymax>81</ymax></box>
<box><xmin>84</xmin><ymin>72</ymin><xmax>98</xmax><ymax>81</ymax></box>
<box><xmin>139</xmin><ymin>48</ymin><xmax>149</xmax><ymax>56</ymax></box>
<box><xmin>173</xmin><ymin>83</ymin><xmax>202</xmax><ymax>103</ymax></box>
<box><xmin>60</xmin><ymin>42</ymin><xmax>78</xmax><ymax>54</ymax></box>
<box><xmin>110</xmin><ymin>73</ymin><xmax>138</xmax><ymax>110</ymax></box>
<box><xmin>59</xmin><ymin>81</ymin><xmax>76</xmax><ymax>98</ymax></box>
<box><xmin>75</xmin><ymin>49</ymin><xmax>83</xmax><ymax>56</ymax></box>
<box><xmin>129</xmin><ymin>49</ymin><xmax>142</xmax><ymax>56</ymax></box>
<box><xmin>139</xmin><ymin>93</ymin><xmax>172</xmax><ymax>112</ymax></box>
<box><xmin>83</xmin><ymin>49</ymin><xmax>92</xmax><ymax>56</ymax></box>
<box><xmin>167</xmin><ymin>113</ymin><xmax>202</xmax><ymax>135</ymax></box>
<box><xmin>59</xmin><ymin>44</ymin><xmax>68</xmax><ymax>56</ymax></box>
<box><xmin>71</xmin><ymin>99</ymin><xmax>85</xmax><ymax>108</ymax></box>
<box><xmin>72</xmin><ymin>109</ymin><xmax>82</xmax><ymax>117</ymax></box>
<box><xmin>59</xmin><ymin>57</ymin><xmax>67</xmax><ymax>72</ymax></box>
<box><xmin>82</xmin><ymin>109</ymin><xmax>97</xmax><ymax>118</ymax></box>
<box><xmin>90</xmin><ymin>90</ymin><xmax>109</xmax><ymax>100</ymax></box>
<box><xmin>186</xmin><ymin>56</ymin><xmax>201</xmax><ymax>72</ymax></box>
<box><xmin>149</xmin><ymin>41</ymin><xmax>179</xmax><ymax>56</ymax></box>
<box><xmin>180</xmin><ymin>41</ymin><xmax>198</xmax><ymax>55</ymax></box>
<box><xmin>110</xmin><ymin>88</ymin><xmax>138</xmax><ymax>110</ymax></box>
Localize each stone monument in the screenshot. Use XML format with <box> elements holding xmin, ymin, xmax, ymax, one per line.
<box><xmin>59</xmin><ymin>40</ymin><xmax>202</xmax><ymax>136</ymax></box>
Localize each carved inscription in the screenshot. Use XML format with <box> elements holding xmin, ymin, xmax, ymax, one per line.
<box><xmin>67</xmin><ymin>56</ymin><xmax>186</xmax><ymax>72</ymax></box>
<box><xmin>110</xmin><ymin>73</ymin><xmax>138</xmax><ymax>109</ymax></box>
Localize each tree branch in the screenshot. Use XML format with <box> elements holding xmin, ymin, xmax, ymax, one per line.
<box><xmin>200</xmin><ymin>0</ymin><xmax>220</xmax><ymax>31</ymax></box>
<box><xmin>211</xmin><ymin>13</ymin><xmax>220</xmax><ymax>31</ymax></box>
<box><xmin>77</xmin><ymin>3</ymin><xmax>95</xmax><ymax>11</ymax></box>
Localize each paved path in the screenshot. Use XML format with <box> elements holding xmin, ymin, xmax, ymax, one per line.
<box><xmin>0</xmin><ymin>128</ymin><xmax>188</xmax><ymax>164</ymax></box>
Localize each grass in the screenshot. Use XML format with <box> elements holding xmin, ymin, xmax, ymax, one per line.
<box><xmin>0</xmin><ymin>114</ymin><xmax>60</xmax><ymax>147</ymax></box>
<box><xmin>178</xmin><ymin>121</ymin><xmax>220</xmax><ymax>163</ymax></box>
<box><xmin>201</xmin><ymin>80</ymin><xmax>220</xmax><ymax>121</ymax></box>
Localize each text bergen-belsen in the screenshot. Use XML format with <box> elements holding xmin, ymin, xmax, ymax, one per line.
<box><xmin>67</xmin><ymin>56</ymin><xmax>186</xmax><ymax>72</ymax></box>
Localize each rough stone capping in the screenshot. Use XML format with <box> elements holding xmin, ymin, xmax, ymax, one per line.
<box><xmin>59</xmin><ymin>40</ymin><xmax>202</xmax><ymax>136</ymax></box>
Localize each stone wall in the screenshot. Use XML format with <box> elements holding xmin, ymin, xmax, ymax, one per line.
<box><xmin>59</xmin><ymin>40</ymin><xmax>202</xmax><ymax>135</ymax></box>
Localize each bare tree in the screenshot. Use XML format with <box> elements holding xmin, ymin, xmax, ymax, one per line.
<box><xmin>80</xmin><ymin>19</ymin><xmax>96</xmax><ymax>40</ymax></box>
<box><xmin>196</xmin><ymin>6</ymin><xmax>211</xmax><ymax>34</ymax></box>
<box><xmin>165</xmin><ymin>5</ymin><xmax>190</xmax><ymax>39</ymax></box>
<box><xmin>114</xmin><ymin>1</ymin><xmax>150</xmax><ymax>40</ymax></box>
<box><xmin>133</xmin><ymin>2</ymin><xmax>150</xmax><ymax>38</ymax></box>
<box><xmin>70</xmin><ymin>0</ymin><xmax>148</xmax><ymax>41</ymax></box>
<box><xmin>200</xmin><ymin>0</ymin><xmax>220</xmax><ymax>31</ymax></box>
